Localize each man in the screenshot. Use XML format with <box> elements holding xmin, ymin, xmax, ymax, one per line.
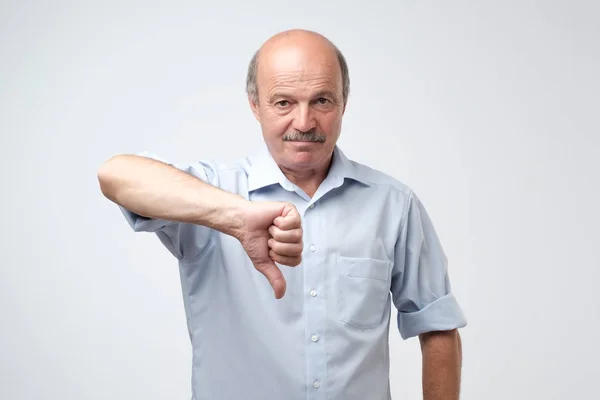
<box><xmin>98</xmin><ymin>29</ymin><xmax>467</xmax><ymax>400</ymax></box>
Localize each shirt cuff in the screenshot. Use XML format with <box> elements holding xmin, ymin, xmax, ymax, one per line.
<box><xmin>397</xmin><ymin>292</ymin><xmax>467</xmax><ymax>339</ymax></box>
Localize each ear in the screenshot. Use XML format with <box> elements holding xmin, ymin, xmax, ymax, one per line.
<box><xmin>248</xmin><ymin>94</ymin><xmax>261</xmax><ymax>122</ymax></box>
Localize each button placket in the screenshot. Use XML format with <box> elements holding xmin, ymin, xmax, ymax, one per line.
<box><xmin>303</xmin><ymin>206</ymin><xmax>326</xmax><ymax>398</ymax></box>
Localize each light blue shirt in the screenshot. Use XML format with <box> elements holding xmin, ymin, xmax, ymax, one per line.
<box><xmin>119</xmin><ymin>145</ymin><xmax>467</xmax><ymax>400</ymax></box>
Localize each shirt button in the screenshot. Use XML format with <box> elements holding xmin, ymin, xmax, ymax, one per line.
<box><xmin>313</xmin><ymin>380</ymin><xmax>320</xmax><ymax>389</ymax></box>
<box><xmin>309</xmin><ymin>203</ymin><xmax>315</xmax><ymax>209</ymax></box>
<box><xmin>309</xmin><ymin>245</ymin><xmax>316</xmax><ymax>252</ymax></box>
<box><xmin>311</xmin><ymin>334</ymin><xmax>319</xmax><ymax>342</ymax></box>
<box><xmin>310</xmin><ymin>289</ymin><xmax>317</xmax><ymax>297</ymax></box>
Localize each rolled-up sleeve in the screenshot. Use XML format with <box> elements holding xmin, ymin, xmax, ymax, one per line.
<box><xmin>118</xmin><ymin>151</ymin><xmax>217</xmax><ymax>260</ymax></box>
<box><xmin>391</xmin><ymin>190</ymin><xmax>467</xmax><ymax>339</ymax></box>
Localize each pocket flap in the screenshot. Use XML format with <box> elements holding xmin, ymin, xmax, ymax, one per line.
<box><xmin>340</xmin><ymin>256</ymin><xmax>391</xmax><ymax>281</ymax></box>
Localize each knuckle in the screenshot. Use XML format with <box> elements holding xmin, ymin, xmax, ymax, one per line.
<box><xmin>255</xmin><ymin>262</ymin><xmax>269</xmax><ymax>272</ymax></box>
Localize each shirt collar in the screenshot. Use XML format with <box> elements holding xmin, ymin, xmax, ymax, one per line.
<box><xmin>247</xmin><ymin>144</ymin><xmax>370</xmax><ymax>193</ymax></box>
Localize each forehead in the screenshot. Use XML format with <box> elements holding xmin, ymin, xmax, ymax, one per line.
<box><xmin>257</xmin><ymin>44</ymin><xmax>342</xmax><ymax>94</ymax></box>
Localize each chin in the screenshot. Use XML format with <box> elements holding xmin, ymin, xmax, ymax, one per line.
<box><xmin>284</xmin><ymin>142</ymin><xmax>328</xmax><ymax>166</ymax></box>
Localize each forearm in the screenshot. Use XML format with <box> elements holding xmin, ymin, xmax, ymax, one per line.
<box><xmin>420</xmin><ymin>329</ymin><xmax>462</xmax><ymax>400</ymax></box>
<box><xmin>97</xmin><ymin>154</ymin><xmax>247</xmax><ymax>237</ymax></box>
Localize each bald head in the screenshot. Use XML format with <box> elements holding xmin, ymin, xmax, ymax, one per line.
<box><xmin>246</xmin><ymin>29</ymin><xmax>350</xmax><ymax>105</ymax></box>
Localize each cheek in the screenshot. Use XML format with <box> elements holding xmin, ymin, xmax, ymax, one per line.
<box><xmin>319</xmin><ymin>113</ymin><xmax>343</xmax><ymax>133</ymax></box>
<box><xmin>262</xmin><ymin>110</ymin><xmax>292</xmax><ymax>136</ymax></box>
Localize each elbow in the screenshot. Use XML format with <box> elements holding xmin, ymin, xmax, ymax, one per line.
<box><xmin>97</xmin><ymin>155</ymin><xmax>125</xmax><ymax>200</ymax></box>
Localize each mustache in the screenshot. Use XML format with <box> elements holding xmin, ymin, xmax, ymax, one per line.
<box><xmin>282</xmin><ymin>130</ymin><xmax>326</xmax><ymax>143</ymax></box>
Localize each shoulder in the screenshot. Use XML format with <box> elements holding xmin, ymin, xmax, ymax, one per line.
<box><xmin>181</xmin><ymin>156</ymin><xmax>254</xmax><ymax>189</ymax></box>
<box><xmin>347</xmin><ymin>156</ymin><xmax>415</xmax><ymax>202</ymax></box>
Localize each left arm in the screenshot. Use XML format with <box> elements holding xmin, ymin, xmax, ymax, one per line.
<box><xmin>419</xmin><ymin>329</ymin><xmax>462</xmax><ymax>400</ymax></box>
<box><xmin>390</xmin><ymin>191</ymin><xmax>467</xmax><ymax>398</ymax></box>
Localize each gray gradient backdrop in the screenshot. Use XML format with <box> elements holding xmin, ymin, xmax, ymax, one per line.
<box><xmin>2</xmin><ymin>0</ymin><xmax>599</xmax><ymax>399</ymax></box>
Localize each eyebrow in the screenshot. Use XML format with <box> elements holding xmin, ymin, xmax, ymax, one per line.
<box><xmin>313</xmin><ymin>90</ymin><xmax>338</xmax><ymax>100</ymax></box>
<box><xmin>268</xmin><ymin>90</ymin><xmax>339</xmax><ymax>103</ymax></box>
<box><xmin>268</xmin><ymin>92</ymin><xmax>291</xmax><ymax>103</ymax></box>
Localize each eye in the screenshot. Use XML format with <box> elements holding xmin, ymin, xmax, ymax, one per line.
<box><xmin>275</xmin><ymin>100</ymin><xmax>290</xmax><ymax>107</ymax></box>
<box><xmin>317</xmin><ymin>98</ymin><xmax>330</xmax><ymax>105</ymax></box>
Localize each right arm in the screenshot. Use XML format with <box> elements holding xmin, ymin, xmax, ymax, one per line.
<box><xmin>97</xmin><ymin>154</ymin><xmax>247</xmax><ymax>238</ymax></box>
<box><xmin>97</xmin><ymin>154</ymin><xmax>303</xmax><ymax>298</ymax></box>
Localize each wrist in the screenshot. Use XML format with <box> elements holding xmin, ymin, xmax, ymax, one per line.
<box><xmin>199</xmin><ymin>191</ymin><xmax>249</xmax><ymax>239</ymax></box>
<box><xmin>224</xmin><ymin>195</ymin><xmax>250</xmax><ymax>240</ymax></box>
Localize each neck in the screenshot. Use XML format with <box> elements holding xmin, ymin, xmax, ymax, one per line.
<box><xmin>280</xmin><ymin>154</ymin><xmax>333</xmax><ymax>198</ymax></box>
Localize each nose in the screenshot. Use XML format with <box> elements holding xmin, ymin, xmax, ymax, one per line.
<box><xmin>292</xmin><ymin>103</ymin><xmax>316</xmax><ymax>133</ymax></box>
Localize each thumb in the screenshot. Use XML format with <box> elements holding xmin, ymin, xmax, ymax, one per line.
<box><xmin>255</xmin><ymin>259</ymin><xmax>286</xmax><ymax>299</ymax></box>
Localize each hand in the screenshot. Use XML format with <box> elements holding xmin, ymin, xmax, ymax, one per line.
<box><xmin>236</xmin><ymin>201</ymin><xmax>303</xmax><ymax>299</ymax></box>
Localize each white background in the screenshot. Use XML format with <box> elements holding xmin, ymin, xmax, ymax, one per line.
<box><xmin>2</xmin><ymin>0</ymin><xmax>599</xmax><ymax>399</ymax></box>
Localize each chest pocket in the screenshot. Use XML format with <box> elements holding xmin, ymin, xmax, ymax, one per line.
<box><xmin>338</xmin><ymin>256</ymin><xmax>392</xmax><ymax>329</ymax></box>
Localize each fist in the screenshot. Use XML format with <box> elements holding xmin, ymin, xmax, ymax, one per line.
<box><xmin>237</xmin><ymin>201</ymin><xmax>303</xmax><ymax>298</ymax></box>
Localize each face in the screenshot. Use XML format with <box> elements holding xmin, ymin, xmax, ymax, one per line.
<box><xmin>249</xmin><ymin>39</ymin><xmax>345</xmax><ymax>173</ymax></box>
